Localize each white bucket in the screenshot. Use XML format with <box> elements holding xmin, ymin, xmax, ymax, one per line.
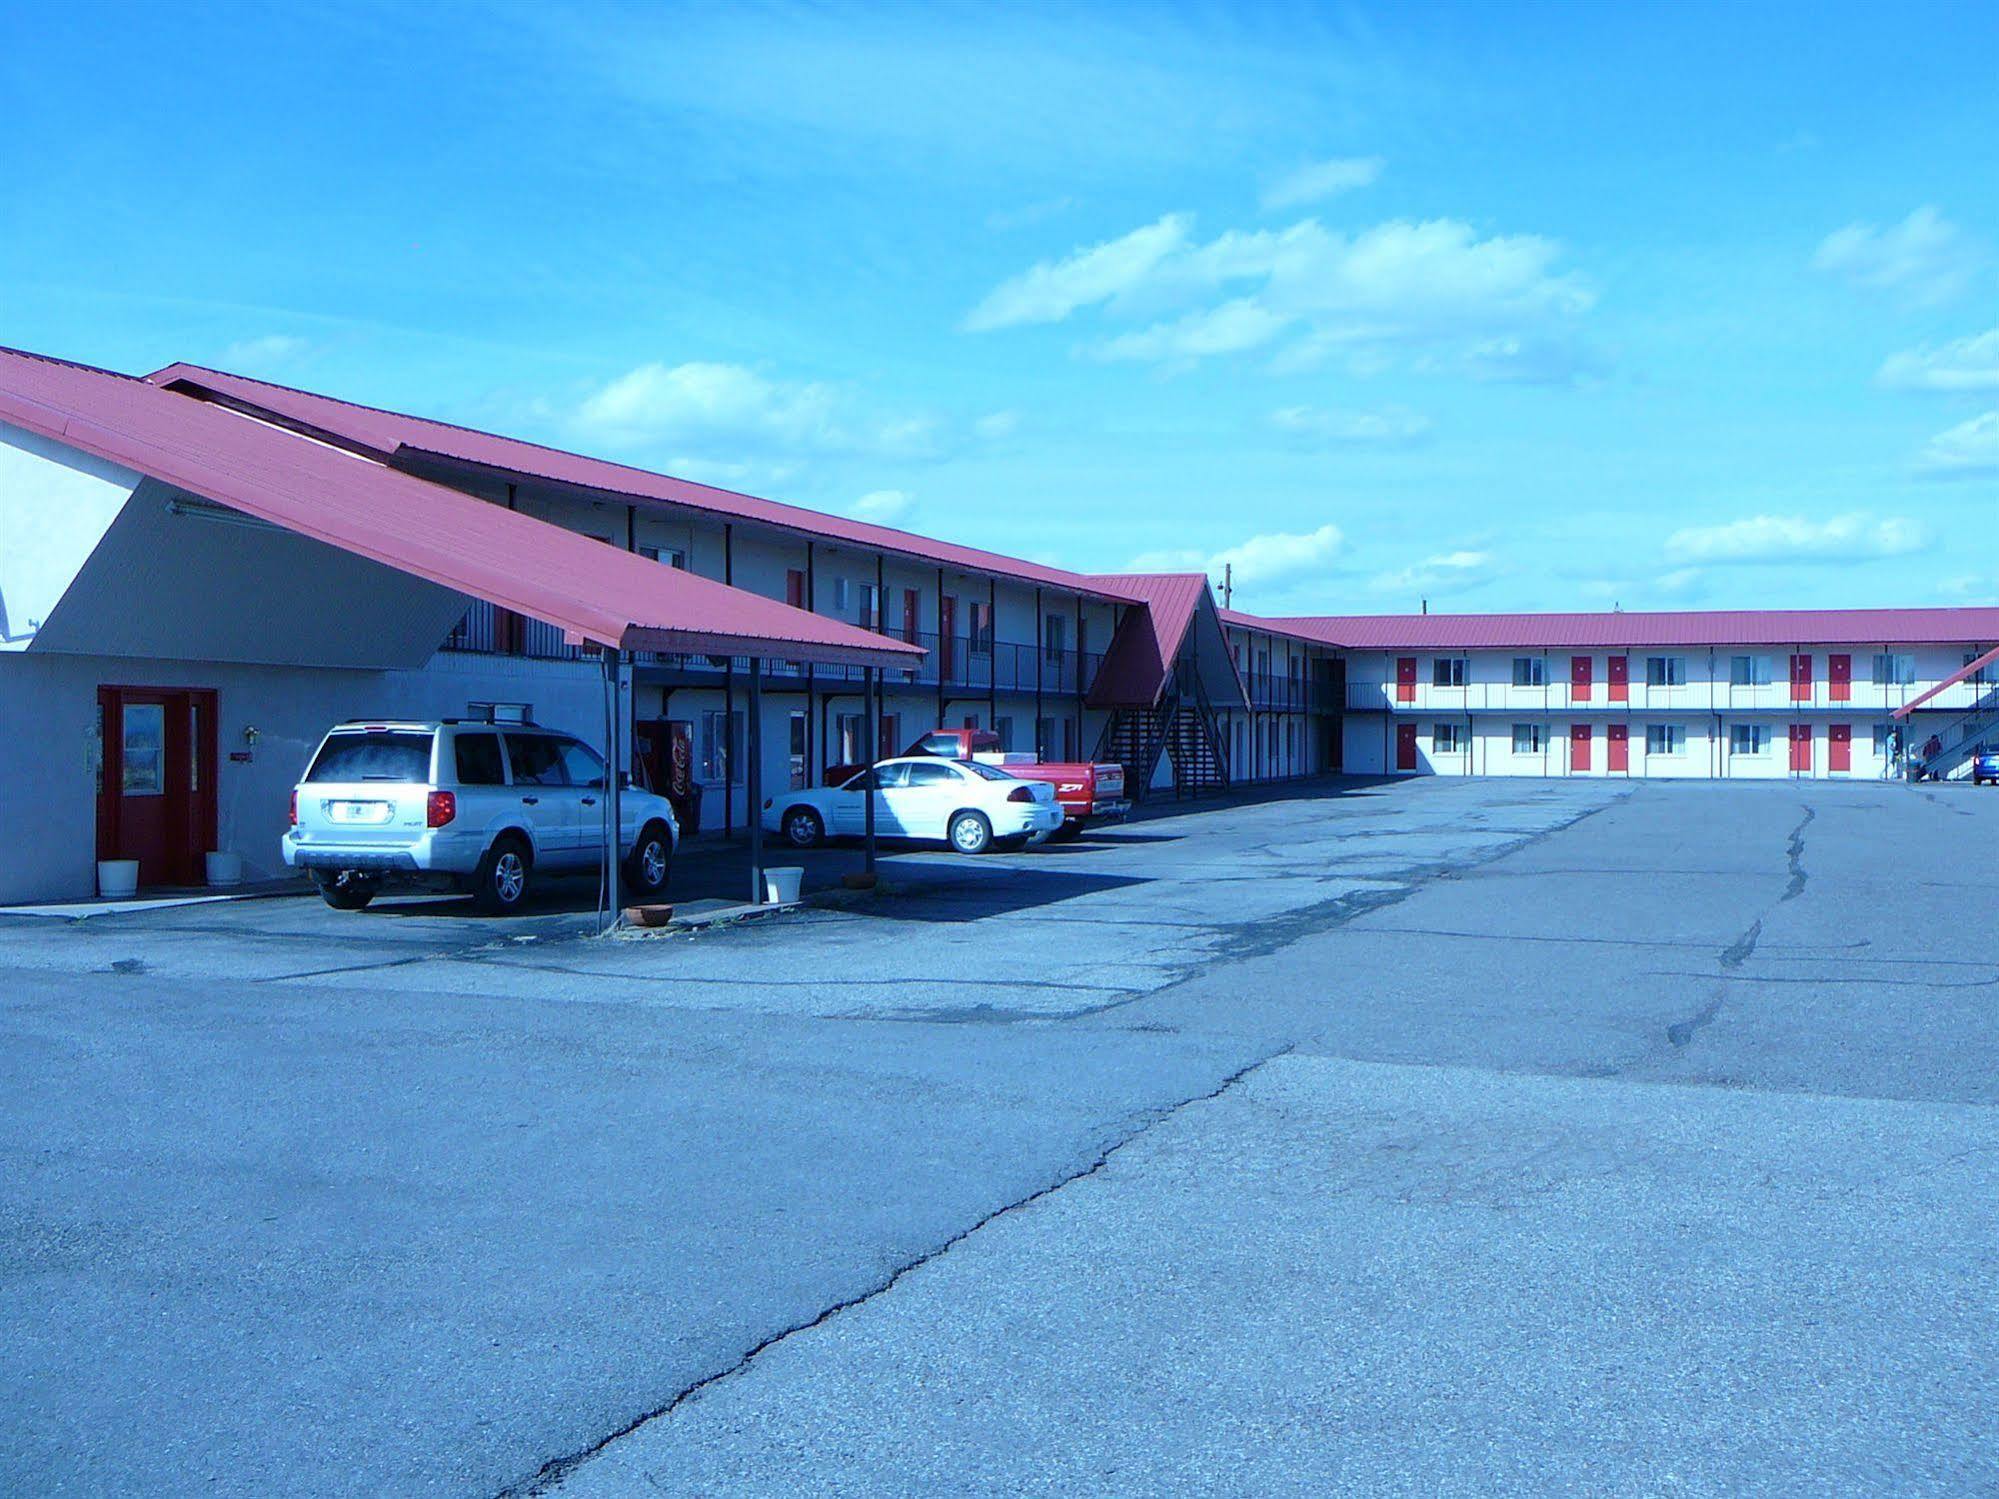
<box><xmin>204</xmin><ymin>851</ymin><xmax>243</xmax><ymax>887</ymax></box>
<box><xmin>763</xmin><ymin>865</ymin><xmax>804</xmax><ymax>904</ymax></box>
<box><xmin>97</xmin><ymin>859</ymin><xmax>140</xmax><ymax>899</ymax></box>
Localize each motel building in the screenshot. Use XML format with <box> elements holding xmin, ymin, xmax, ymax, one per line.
<box><xmin>3</xmin><ymin>343</ymin><xmax>1996</xmax><ymax>905</ymax></box>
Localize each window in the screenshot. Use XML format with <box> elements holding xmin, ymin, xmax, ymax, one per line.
<box><xmin>554</xmin><ymin>738</ymin><xmax>607</xmax><ymax>788</ymax></box>
<box><xmin>1871</xmin><ymin>652</ymin><xmax>1915</xmax><ymax>686</ymax></box>
<box><xmin>1966</xmin><ymin>649</ymin><xmax>1993</xmax><ymax>686</ymax></box>
<box><xmin>1512</xmin><ymin>656</ymin><xmax>1545</xmax><ymax>688</ymax></box>
<box><xmin>1432</xmin><ymin>657</ymin><xmax>1468</xmax><ymax>688</ymax></box>
<box><xmin>905</xmin><ymin>761</ymin><xmax>962</xmax><ymax>788</ymax></box>
<box><xmin>968</xmin><ymin>600</ymin><xmax>994</xmax><ymax>654</ymax></box>
<box><xmin>306</xmin><ymin>730</ymin><xmax>432</xmax><ymax>784</ymax></box>
<box><xmin>1646</xmin><ymin>725</ymin><xmax>1686</xmax><ymax>756</ymax></box>
<box><xmin>856</xmin><ymin>583</ymin><xmax>880</xmax><ymax>629</ymax></box>
<box><xmin>995</xmin><ymin>716</ymin><xmax>1015</xmax><ymax>751</ymax></box>
<box><xmin>504</xmin><ymin>734</ymin><xmax>569</xmax><ymax>786</ymax></box>
<box><xmin>700</xmin><ymin>710</ymin><xmax>744</xmax><ymax>783</ymax></box>
<box><xmin>453</xmin><ymin>732</ymin><xmax>505</xmax><ymax>786</ymax></box>
<box><xmin>1432</xmin><ymin>724</ymin><xmax>1465</xmax><ymax>754</ymax></box>
<box><xmin>916</xmin><ymin>732</ymin><xmax>962</xmax><ymax>756</ymax></box>
<box><xmin>1873</xmin><ymin>723</ymin><xmax>1898</xmax><ymax>758</ymax></box>
<box><xmin>1645</xmin><ymin>656</ymin><xmax>1686</xmax><ymax>687</ymax></box>
<box><xmin>1729</xmin><ymin>724</ymin><xmax>1770</xmax><ymax>755</ymax></box>
<box><xmin>834</xmin><ymin>713</ymin><xmax>864</xmax><ymax>764</ymax></box>
<box><xmin>960</xmin><ymin>761</ymin><xmax>1017</xmax><ymax>782</ymax></box>
<box><xmin>121</xmin><ymin>703</ymin><xmax>166</xmax><ymax>793</ymax></box>
<box><xmin>832</xmin><ymin>578</ymin><xmax>852</xmax><ymax>614</ymax></box>
<box><xmin>1730</xmin><ymin>655</ymin><xmax>1772</xmax><ymax>686</ymax></box>
<box><xmin>1511</xmin><ymin>723</ymin><xmax>1544</xmax><ymax>755</ymax></box>
<box><xmin>1044</xmin><ymin>613</ymin><xmax>1066</xmax><ymax>661</ymax></box>
<box><xmin>638</xmin><ymin>544</ymin><xmax>686</xmax><ymax>570</ymax></box>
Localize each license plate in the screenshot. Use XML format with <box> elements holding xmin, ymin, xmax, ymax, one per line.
<box><xmin>328</xmin><ymin>801</ymin><xmax>392</xmax><ymax>825</ymax></box>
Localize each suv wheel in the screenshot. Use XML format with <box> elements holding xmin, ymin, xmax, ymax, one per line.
<box><xmin>317</xmin><ymin>871</ymin><xmax>378</xmax><ymax>911</ymax></box>
<box><xmin>473</xmin><ymin>835</ymin><xmax>532</xmax><ymax>914</ymax></box>
<box><xmin>948</xmin><ymin>810</ymin><xmax>993</xmax><ymax>855</ymax></box>
<box><xmin>625</xmin><ymin>822</ymin><xmax>673</xmax><ymax>898</ymax></box>
<box><xmin>782</xmin><ymin>807</ymin><xmax>825</xmax><ymax>848</ymax></box>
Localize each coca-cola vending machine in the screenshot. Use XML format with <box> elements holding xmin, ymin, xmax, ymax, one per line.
<box><xmin>634</xmin><ymin>719</ymin><xmax>699</xmax><ymax>834</ymax></box>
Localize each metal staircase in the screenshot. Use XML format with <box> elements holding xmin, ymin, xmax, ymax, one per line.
<box><xmin>1095</xmin><ymin>667</ymin><xmax>1231</xmax><ymax>801</ymax></box>
<box><xmin>1907</xmin><ymin>679</ymin><xmax>1999</xmax><ymax>781</ymax></box>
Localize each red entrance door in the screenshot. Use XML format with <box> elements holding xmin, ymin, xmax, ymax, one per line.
<box><xmin>1828</xmin><ymin>723</ymin><xmax>1851</xmax><ymax>773</ymax></box>
<box><xmin>1607</xmin><ymin>655</ymin><xmax>1629</xmax><ymax>703</ymax></box>
<box><xmin>1396</xmin><ymin>723</ymin><xmax>1419</xmax><ymax>771</ymax></box>
<box><xmin>1395</xmin><ymin>656</ymin><xmax>1417</xmax><ymax>703</ymax></box>
<box><xmin>96</xmin><ymin>686</ymin><xmax>218</xmax><ymax>888</ymax></box>
<box><xmin>1571</xmin><ymin>656</ymin><xmax>1593</xmax><ymax>703</ymax></box>
<box><xmin>1789</xmin><ymin>723</ymin><xmax>1813</xmax><ymax>773</ymax></box>
<box><xmin>1607</xmin><ymin>723</ymin><xmax>1629</xmax><ymax>773</ymax></box>
<box><xmin>900</xmin><ymin>588</ymin><xmax>920</xmax><ymax>643</ymax></box>
<box><xmin>938</xmin><ymin>595</ymin><xmax>957</xmax><ymax>682</ymax></box>
<box><xmin>1570</xmin><ymin>723</ymin><xmax>1592</xmax><ymax>772</ymax></box>
<box><xmin>1790</xmin><ymin>653</ymin><xmax>1813</xmax><ymax>703</ymax></box>
<box><xmin>1828</xmin><ymin>654</ymin><xmax>1851</xmax><ymax>702</ymax></box>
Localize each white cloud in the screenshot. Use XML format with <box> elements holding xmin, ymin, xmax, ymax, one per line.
<box><xmin>1914</xmin><ymin>411</ymin><xmax>1999</xmax><ymax>479</ymax></box>
<box><xmin>1812</xmin><ymin>206</ymin><xmax>1987</xmax><ymax>306</ymax></box>
<box><xmin>573</xmin><ymin>361</ymin><xmax>939</xmax><ymax>460</ymax></box>
<box><xmin>1269</xmin><ymin>404</ymin><xmax>1432</xmax><ymax>445</ymax></box>
<box><xmin>969</xmin><ymin>210</ymin><xmax>1596</xmax><ymax>377</ymax></box>
<box><xmin>1369</xmin><ymin>549</ymin><xmax>1497</xmax><ymax>596</ymax></box>
<box><xmin>1939</xmin><ymin>572</ymin><xmax>1999</xmax><ymax>603</ymax></box>
<box><xmin>1877</xmin><ymin>327</ymin><xmax>1999</xmax><ymax>392</ymax></box>
<box><xmin>962</xmin><ymin>214</ymin><xmax>1191</xmax><ymax>331</ymax></box>
<box><xmin>974</xmin><ymin>410</ymin><xmax>1020</xmax><ymax>440</ymax></box>
<box><xmin>1093</xmin><ymin>298</ymin><xmax>1290</xmax><ymax>362</ymax></box>
<box><xmin>220</xmin><ymin>334</ymin><xmax>307</xmax><ymax>369</ymax></box>
<box><xmin>851</xmin><ymin>489</ymin><xmax>916</xmax><ymax>524</ymax></box>
<box><xmin>1664</xmin><ymin>512</ymin><xmax>1932</xmax><ymax>563</ymax></box>
<box><xmin>1126</xmin><ymin>523</ymin><xmax>1345</xmax><ymax>590</ymax></box>
<box><xmin>1260</xmin><ymin>155</ymin><xmax>1383</xmax><ymax>211</ymax></box>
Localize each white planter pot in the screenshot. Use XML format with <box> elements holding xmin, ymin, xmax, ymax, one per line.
<box><xmin>763</xmin><ymin>865</ymin><xmax>804</xmax><ymax>904</ymax></box>
<box><xmin>204</xmin><ymin>851</ymin><xmax>243</xmax><ymax>887</ymax></box>
<box><xmin>96</xmin><ymin>860</ymin><xmax>140</xmax><ymax>899</ymax></box>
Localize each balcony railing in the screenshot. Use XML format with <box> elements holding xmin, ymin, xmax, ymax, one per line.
<box><xmin>1346</xmin><ymin>675</ymin><xmax>1996</xmax><ymax>714</ymax></box>
<box><xmin>1239</xmin><ymin>673</ymin><xmax>1341</xmax><ymax>713</ymax></box>
<box><xmin>441</xmin><ymin>604</ymin><xmax>1104</xmax><ymax>696</ymax></box>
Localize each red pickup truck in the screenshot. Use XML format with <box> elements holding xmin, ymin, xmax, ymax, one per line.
<box><xmin>827</xmin><ymin>728</ymin><xmax>1128</xmax><ymax>839</ymax></box>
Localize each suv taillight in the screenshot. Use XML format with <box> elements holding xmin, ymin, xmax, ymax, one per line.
<box><xmin>1008</xmin><ymin>786</ymin><xmax>1036</xmax><ymax>803</ymax></box>
<box><xmin>426</xmin><ymin>790</ymin><xmax>456</xmax><ymax>828</ymax></box>
<box><xmin>288</xmin><ymin>790</ymin><xmax>297</xmax><ymax>826</ymax></box>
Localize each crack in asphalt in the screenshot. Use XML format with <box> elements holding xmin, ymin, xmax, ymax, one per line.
<box><xmin>1666</xmin><ymin>801</ymin><xmax>1812</xmax><ymax>1050</ymax></box>
<box><xmin>494</xmin><ymin>1044</ymin><xmax>1296</xmax><ymax>1499</ymax></box>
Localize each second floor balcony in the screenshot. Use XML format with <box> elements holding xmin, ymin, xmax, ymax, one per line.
<box><xmin>1346</xmin><ymin>672</ymin><xmax>1995</xmax><ymax>716</ymax></box>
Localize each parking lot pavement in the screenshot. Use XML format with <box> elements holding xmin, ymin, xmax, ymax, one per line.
<box><xmin>4</xmin><ymin>776</ymin><xmax>1995</xmax><ymax>1497</ymax></box>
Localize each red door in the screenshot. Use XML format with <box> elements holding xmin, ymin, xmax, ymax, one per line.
<box><xmin>1789</xmin><ymin>723</ymin><xmax>1812</xmax><ymax>773</ymax></box>
<box><xmin>1607</xmin><ymin>655</ymin><xmax>1628</xmax><ymax>703</ymax></box>
<box><xmin>1790</xmin><ymin>653</ymin><xmax>1812</xmax><ymax>703</ymax></box>
<box><xmin>1828</xmin><ymin>654</ymin><xmax>1851</xmax><ymax>702</ymax></box>
<box><xmin>785</xmin><ymin>568</ymin><xmax>807</xmax><ymax>609</ymax></box>
<box><xmin>1396</xmin><ymin>657</ymin><xmax>1417</xmax><ymax>703</ymax></box>
<box><xmin>939</xmin><ymin>595</ymin><xmax>957</xmax><ymax>682</ymax></box>
<box><xmin>1828</xmin><ymin>723</ymin><xmax>1851</xmax><ymax>773</ymax></box>
<box><xmin>900</xmin><ymin>588</ymin><xmax>920</xmax><ymax>643</ymax></box>
<box><xmin>1571</xmin><ymin>656</ymin><xmax>1593</xmax><ymax>703</ymax></box>
<box><xmin>1607</xmin><ymin>723</ymin><xmax>1629</xmax><ymax>773</ymax></box>
<box><xmin>96</xmin><ymin>686</ymin><xmax>218</xmax><ymax>889</ymax></box>
<box><xmin>1396</xmin><ymin>723</ymin><xmax>1419</xmax><ymax>771</ymax></box>
<box><xmin>1570</xmin><ymin>723</ymin><xmax>1592</xmax><ymax>772</ymax></box>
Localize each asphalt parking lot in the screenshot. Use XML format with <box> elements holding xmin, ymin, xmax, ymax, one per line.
<box><xmin>4</xmin><ymin>775</ymin><xmax>1995</xmax><ymax>1496</ymax></box>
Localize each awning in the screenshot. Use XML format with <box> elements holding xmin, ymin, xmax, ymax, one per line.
<box><xmin>0</xmin><ymin>348</ymin><xmax>925</xmax><ymax>672</ymax></box>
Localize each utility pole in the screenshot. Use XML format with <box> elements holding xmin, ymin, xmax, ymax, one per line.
<box><xmin>1221</xmin><ymin>563</ymin><xmax>1232</xmax><ymax>611</ymax></box>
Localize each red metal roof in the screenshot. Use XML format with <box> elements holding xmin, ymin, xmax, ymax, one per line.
<box><xmin>145</xmin><ymin>363</ymin><xmax>1146</xmax><ymax>606</ymax></box>
<box><xmin>0</xmin><ymin>347</ymin><xmax>923</xmax><ymax>668</ymax></box>
<box><xmin>1086</xmin><ymin>573</ymin><xmax>1248</xmax><ymax>709</ymax></box>
<box><xmin>1227</xmin><ymin>608</ymin><xmax>1999</xmax><ymax>651</ymax></box>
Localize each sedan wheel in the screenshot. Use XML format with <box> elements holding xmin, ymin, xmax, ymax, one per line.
<box><xmin>783</xmin><ymin>808</ymin><xmax>825</xmax><ymax>848</ymax></box>
<box><xmin>949</xmin><ymin>810</ymin><xmax>993</xmax><ymax>855</ymax></box>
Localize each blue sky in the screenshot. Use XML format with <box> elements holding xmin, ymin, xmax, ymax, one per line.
<box><xmin>3</xmin><ymin>1</ymin><xmax>1994</xmax><ymax>615</ymax></box>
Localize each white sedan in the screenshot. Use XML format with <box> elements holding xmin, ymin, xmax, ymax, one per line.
<box><xmin>763</xmin><ymin>756</ymin><xmax>1063</xmax><ymax>854</ymax></box>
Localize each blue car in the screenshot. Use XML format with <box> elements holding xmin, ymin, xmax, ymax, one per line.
<box><xmin>1974</xmin><ymin>747</ymin><xmax>1999</xmax><ymax>786</ymax></box>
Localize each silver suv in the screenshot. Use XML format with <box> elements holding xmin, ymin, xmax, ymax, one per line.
<box><xmin>283</xmin><ymin>719</ymin><xmax>677</xmax><ymax>912</ymax></box>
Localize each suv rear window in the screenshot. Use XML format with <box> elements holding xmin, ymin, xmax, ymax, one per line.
<box><xmin>453</xmin><ymin>732</ymin><xmax>505</xmax><ymax>786</ymax></box>
<box><xmin>306</xmin><ymin>731</ymin><xmax>433</xmax><ymax>783</ymax></box>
